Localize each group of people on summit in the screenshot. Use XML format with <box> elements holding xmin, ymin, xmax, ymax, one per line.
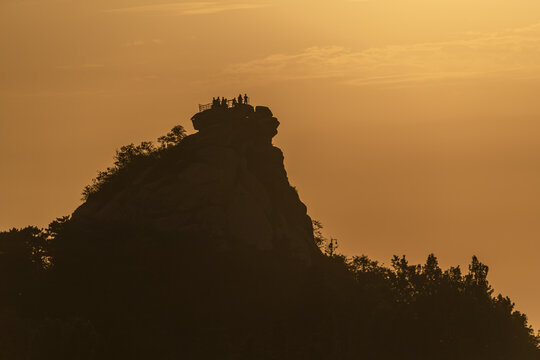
<box><xmin>211</xmin><ymin>94</ymin><xmax>249</xmax><ymax>109</ymax></box>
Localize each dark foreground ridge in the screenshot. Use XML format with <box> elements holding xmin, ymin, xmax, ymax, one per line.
<box><xmin>1</xmin><ymin>102</ymin><xmax>539</xmax><ymax>359</ymax></box>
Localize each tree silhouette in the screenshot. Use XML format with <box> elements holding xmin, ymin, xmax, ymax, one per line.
<box><xmin>82</xmin><ymin>125</ymin><xmax>187</xmax><ymax>200</ymax></box>
<box><xmin>157</xmin><ymin>125</ymin><xmax>186</xmax><ymax>148</ymax></box>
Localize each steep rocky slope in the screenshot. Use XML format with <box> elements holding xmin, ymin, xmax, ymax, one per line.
<box><xmin>72</xmin><ymin>103</ymin><xmax>320</xmax><ymax>265</ymax></box>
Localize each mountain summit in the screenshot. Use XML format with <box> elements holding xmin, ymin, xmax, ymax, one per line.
<box><xmin>72</xmin><ymin>103</ymin><xmax>320</xmax><ymax>265</ymax></box>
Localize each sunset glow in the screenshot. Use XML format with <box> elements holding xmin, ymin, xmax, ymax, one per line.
<box><xmin>2</xmin><ymin>0</ymin><xmax>540</xmax><ymax>328</ymax></box>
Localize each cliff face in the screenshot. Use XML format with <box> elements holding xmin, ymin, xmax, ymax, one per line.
<box><xmin>72</xmin><ymin>104</ymin><xmax>320</xmax><ymax>265</ymax></box>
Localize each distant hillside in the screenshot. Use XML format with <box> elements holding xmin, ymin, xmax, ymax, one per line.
<box><xmin>1</xmin><ymin>102</ymin><xmax>538</xmax><ymax>359</ymax></box>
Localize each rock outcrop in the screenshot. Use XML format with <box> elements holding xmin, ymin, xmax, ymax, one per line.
<box><xmin>72</xmin><ymin>104</ymin><xmax>320</xmax><ymax>265</ymax></box>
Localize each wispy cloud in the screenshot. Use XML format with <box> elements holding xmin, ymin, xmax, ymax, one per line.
<box><xmin>225</xmin><ymin>23</ymin><xmax>540</xmax><ymax>87</ymax></box>
<box><xmin>123</xmin><ymin>39</ymin><xmax>164</xmax><ymax>47</ymax></box>
<box><xmin>106</xmin><ymin>2</ymin><xmax>269</xmax><ymax>16</ymax></box>
<box><xmin>56</xmin><ymin>63</ymin><xmax>105</xmax><ymax>70</ymax></box>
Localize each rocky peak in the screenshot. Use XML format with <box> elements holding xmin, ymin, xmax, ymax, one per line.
<box><xmin>73</xmin><ymin>104</ymin><xmax>320</xmax><ymax>265</ymax></box>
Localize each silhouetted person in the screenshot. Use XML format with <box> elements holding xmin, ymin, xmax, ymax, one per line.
<box><xmin>238</xmin><ymin>94</ymin><xmax>243</xmax><ymax>104</ymax></box>
<box><xmin>244</xmin><ymin>94</ymin><xmax>248</xmax><ymax>104</ymax></box>
<box><xmin>232</xmin><ymin>98</ymin><xmax>237</xmax><ymax>107</ymax></box>
<box><xmin>212</xmin><ymin>97</ymin><xmax>217</xmax><ymax>109</ymax></box>
<box><xmin>221</xmin><ymin>97</ymin><xmax>227</xmax><ymax>108</ymax></box>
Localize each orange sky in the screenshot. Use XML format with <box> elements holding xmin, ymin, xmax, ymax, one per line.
<box><xmin>2</xmin><ymin>0</ymin><xmax>540</xmax><ymax>329</ymax></box>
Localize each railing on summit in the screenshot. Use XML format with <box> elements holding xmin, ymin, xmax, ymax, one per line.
<box><xmin>198</xmin><ymin>103</ymin><xmax>213</xmax><ymax>112</ymax></box>
<box><xmin>198</xmin><ymin>97</ymin><xmax>250</xmax><ymax>112</ymax></box>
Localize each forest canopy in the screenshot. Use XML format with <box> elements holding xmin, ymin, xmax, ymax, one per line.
<box><xmin>1</xmin><ymin>218</ymin><xmax>538</xmax><ymax>359</ymax></box>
